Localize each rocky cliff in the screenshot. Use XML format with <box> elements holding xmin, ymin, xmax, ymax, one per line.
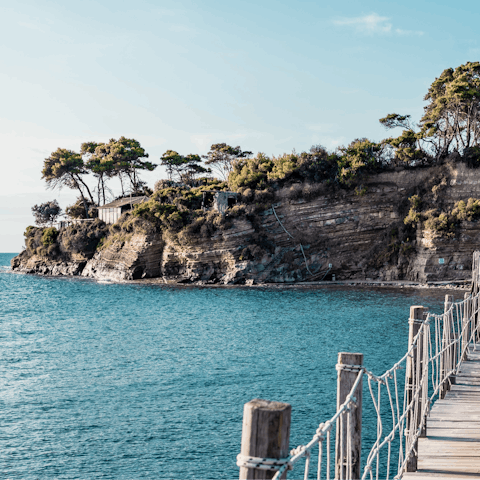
<box><xmin>12</xmin><ymin>162</ymin><xmax>480</xmax><ymax>284</ymax></box>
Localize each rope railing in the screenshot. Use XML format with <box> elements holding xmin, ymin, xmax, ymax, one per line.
<box><xmin>237</xmin><ymin>251</ymin><xmax>480</xmax><ymax>480</ymax></box>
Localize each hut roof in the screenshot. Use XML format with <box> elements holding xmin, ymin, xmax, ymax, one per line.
<box><xmin>97</xmin><ymin>196</ymin><xmax>149</xmax><ymax>209</ymax></box>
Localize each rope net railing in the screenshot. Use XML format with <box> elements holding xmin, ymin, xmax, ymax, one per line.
<box><xmin>237</xmin><ymin>251</ymin><xmax>480</xmax><ymax>480</ymax></box>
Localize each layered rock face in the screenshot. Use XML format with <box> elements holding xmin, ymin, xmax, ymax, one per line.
<box><xmin>12</xmin><ymin>162</ymin><xmax>480</xmax><ymax>284</ymax></box>
<box><xmin>81</xmin><ymin>233</ymin><xmax>164</xmax><ymax>281</ymax></box>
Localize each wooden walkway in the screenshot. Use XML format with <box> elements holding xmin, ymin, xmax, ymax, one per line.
<box><xmin>404</xmin><ymin>344</ymin><xmax>480</xmax><ymax>479</ymax></box>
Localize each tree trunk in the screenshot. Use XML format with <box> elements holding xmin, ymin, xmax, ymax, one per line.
<box><xmin>72</xmin><ymin>175</ymin><xmax>89</xmax><ymax>218</ymax></box>
<box><xmin>119</xmin><ymin>174</ymin><xmax>125</xmax><ymax>196</ymax></box>
<box><xmin>76</xmin><ymin>175</ymin><xmax>95</xmax><ymax>205</ymax></box>
<box><xmin>101</xmin><ymin>175</ymin><xmax>106</xmax><ymax>205</ymax></box>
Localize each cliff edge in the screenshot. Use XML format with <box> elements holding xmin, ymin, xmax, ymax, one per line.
<box><xmin>12</xmin><ymin>162</ymin><xmax>480</xmax><ymax>284</ymax></box>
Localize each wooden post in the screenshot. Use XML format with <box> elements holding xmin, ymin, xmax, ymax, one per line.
<box><xmin>463</xmin><ymin>292</ymin><xmax>470</xmax><ymax>361</ymax></box>
<box><xmin>239</xmin><ymin>399</ymin><xmax>291</xmax><ymax>480</ymax></box>
<box><xmin>406</xmin><ymin>306</ymin><xmax>424</xmax><ymax>473</ymax></box>
<box><xmin>440</xmin><ymin>296</ymin><xmax>453</xmax><ymax>399</ymax></box>
<box><xmin>335</xmin><ymin>352</ymin><xmax>363</xmax><ymax>480</ymax></box>
<box><xmin>446</xmin><ymin>295</ymin><xmax>455</xmax><ymax>392</ymax></box>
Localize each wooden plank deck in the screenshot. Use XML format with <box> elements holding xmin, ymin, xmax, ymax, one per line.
<box><xmin>404</xmin><ymin>344</ymin><xmax>480</xmax><ymax>479</ymax></box>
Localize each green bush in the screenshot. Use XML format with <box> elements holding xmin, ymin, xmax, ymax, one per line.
<box><xmin>451</xmin><ymin>198</ymin><xmax>480</xmax><ymax>221</ymax></box>
<box><xmin>23</xmin><ymin>226</ymin><xmax>43</xmax><ymax>255</ymax></box>
<box><xmin>229</xmin><ymin>148</ymin><xmax>340</xmax><ymax>193</ymax></box>
<box><xmin>409</xmin><ymin>194</ymin><xmax>421</xmax><ymax>209</ymax></box>
<box><xmin>337</xmin><ymin>138</ymin><xmax>382</xmax><ymax>186</ymax></box>
<box><xmin>404</xmin><ymin>195</ymin><xmax>422</xmax><ymax>225</ymax></box>
<box><xmin>59</xmin><ymin>219</ymin><xmax>107</xmax><ymax>255</ymax></box>
<box><xmin>42</xmin><ymin>227</ymin><xmax>58</xmax><ymax>246</ymax></box>
<box><xmin>229</xmin><ymin>153</ymin><xmax>272</xmax><ymax>191</ymax></box>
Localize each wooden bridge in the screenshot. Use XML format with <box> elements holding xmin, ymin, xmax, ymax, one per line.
<box><xmin>236</xmin><ymin>251</ymin><xmax>480</xmax><ymax>479</ymax></box>
<box><xmin>404</xmin><ymin>343</ymin><xmax>480</xmax><ymax>479</ymax></box>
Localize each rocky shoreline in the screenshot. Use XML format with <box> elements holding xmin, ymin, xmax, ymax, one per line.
<box><xmin>11</xmin><ymin>162</ymin><xmax>480</xmax><ymax>286</ymax></box>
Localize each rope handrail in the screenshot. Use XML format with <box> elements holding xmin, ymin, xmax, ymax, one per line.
<box><xmin>239</xmin><ymin>251</ymin><xmax>480</xmax><ymax>480</ymax></box>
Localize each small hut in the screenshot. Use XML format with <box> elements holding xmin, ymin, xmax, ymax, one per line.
<box><xmin>213</xmin><ymin>191</ymin><xmax>238</xmax><ymax>214</ymax></box>
<box><xmin>98</xmin><ymin>196</ymin><xmax>149</xmax><ymax>224</ymax></box>
<box><xmin>201</xmin><ymin>191</ymin><xmax>238</xmax><ymax>214</ymax></box>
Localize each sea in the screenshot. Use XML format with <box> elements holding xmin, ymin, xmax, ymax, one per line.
<box><xmin>0</xmin><ymin>252</ymin><xmax>454</xmax><ymax>479</ymax></box>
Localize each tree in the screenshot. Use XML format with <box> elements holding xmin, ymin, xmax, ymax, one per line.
<box><xmin>160</xmin><ymin>150</ymin><xmax>186</xmax><ymax>181</ymax></box>
<box><xmin>81</xmin><ymin>141</ymin><xmax>115</xmax><ymax>206</ymax></box>
<box><xmin>379</xmin><ymin>113</ymin><xmax>413</xmax><ymax>130</ymax></box>
<box><xmin>181</xmin><ymin>154</ymin><xmax>210</xmax><ymax>185</ymax></box>
<box><xmin>31</xmin><ymin>200</ymin><xmax>62</xmax><ymax>226</ymax></box>
<box><xmin>419</xmin><ymin>62</ymin><xmax>480</xmax><ymax>159</ymax></box>
<box><xmin>108</xmin><ymin>137</ymin><xmax>156</xmax><ymax>194</ymax></box>
<box><xmin>160</xmin><ymin>151</ymin><xmax>211</xmax><ymax>185</ymax></box>
<box><xmin>379</xmin><ymin>114</ymin><xmax>426</xmax><ymax>166</ymax></box>
<box><xmin>42</xmin><ymin>148</ymin><xmax>94</xmax><ymax>218</ymax></box>
<box><xmin>202</xmin><ymin>143</ymin><xmax>252</xmax><ymax>181</ymax></box>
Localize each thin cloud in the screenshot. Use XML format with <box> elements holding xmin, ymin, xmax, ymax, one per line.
<box><xmin>333</xmin><ymin>13</ymin><xmax>423</xmax><ymax>36</ymax></box>
<box><xmin>395</xmin><ymin>28</ymin><xmax>424</xmax><ymax>36</ymax></box>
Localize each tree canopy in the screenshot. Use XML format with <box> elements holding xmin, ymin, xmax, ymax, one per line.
<box><xmin>42</xmin><ymin>148</ymin><xmax>94</xmax><ymax>218</ymax></box>
<box><xmin>31</xmin><ymin>200</ymin><xmax>62</xmax><ymax>226</ymax></box>
<box><xmin>419</xmin><ymin>61</ymin><xmax>480</xmax><ymax>158</ymax></box>
<box><xmin>81</xmin><ymin>141</ymin><xmax>115</xmax><ymax>206</ymax></box>
<box><xmin>381</xmin><ymin>62</ymin><xmax>480</xmax><ymax>164</ymax></box>
<box><xmin>160</xmin><ymin>150</ymin><xmax>210</xmax><ymax>185</ymax></box>
<box><xmin>96</xmin><ymin>137</ymin><xmax>157</xmax><ymax>196</ymax></box>
<box><xmin>202</xmin><ymin>143</ymin><xmax>252</xmax><ymax>181</ymax></box>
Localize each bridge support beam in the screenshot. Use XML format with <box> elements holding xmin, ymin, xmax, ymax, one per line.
<box><xmin>335</xmin><ymin>352</ymin><xmax>363</xmax><ymax>480</ymax></box>
<box><xmin>239</xmin><ymin>399</ymin><xmax>291</xmax><ymax>480</ymax></box>
<box><xmin>406</xmin><ymin>305</ymin><xmax>424</xmax><ymax>473</ymax></box>
<box><xmin>441</xmin><ymin>295</ymin><xmax>455</xmax><ymax>399</ymax></box>
<box><xmin>463</xmin><ymin>292</ymin><xmax>471</xmax><ymax>361</ymax></box>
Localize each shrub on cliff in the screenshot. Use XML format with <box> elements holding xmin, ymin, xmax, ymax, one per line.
<box><xmin>65</xmin><ymin>197</ymin><xmax>98</xmax><ymax>219</ymax></box>
<box><xmin>423</xmin><ymin>210</ymin><xmax>454</xmax><ymax>236</ymax></box>
<box><xmin>24</xmin><ymin>226</ymin><xmax>44</xmax><ymax>255</ymax></box>
<box><xmin>451</xmin><ymin>198</ymin><xmax>480</xmax><ymax>221</ymax></box>
<box><xmin>42</xmin><ymin>227</ymin><xmax>58</xmax><ymax>246</ymax></box>
<box><xmin>337</xmin><ymin>138</ymin><xmax>383</xmax><ymax>186</ymax></box>
<box><xmin>229</xmin><ymin>147</ymin><xmax>339</xmax><ymax>193</ymax></box>
<box><xmin>404</xmin><ymin>195</ymin><xmax>421</xmax><ymax>225</ymax></box>
<box><xmin>58</xmin><ymin>219</ymin><xmax>107</xmax><ymax>256</ymax></box>
<box><xmin>404</xmin><ymin>196</ymin><xmax>480</xmax><ymax>239</ymax></box>
<box><xmin>129</xmin><ymin>199</ymin><xmax>188</xmax><ymax>233</ymax></box>
<box><xmin>229</xmin><ymin>153</ymin><xmax>273</xmax><ymax>191</ymax></box>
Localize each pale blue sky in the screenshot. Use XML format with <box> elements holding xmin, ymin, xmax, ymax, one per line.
<box><xmin>1</xmin><ymin>0</ymin><xmax>478</xmax><ymax>251</ymax></box>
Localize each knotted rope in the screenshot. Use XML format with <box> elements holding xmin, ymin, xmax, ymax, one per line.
<box><xmin>238</xmin><ymin>252</ymin><xmax>480</xmax><ymax>480</ymax></box>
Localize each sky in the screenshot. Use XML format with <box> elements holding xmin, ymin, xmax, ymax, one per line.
<box><xmin>1</xmin><ymin>0</ymin><xmax>479</xmax><ymax>252</ymax></box>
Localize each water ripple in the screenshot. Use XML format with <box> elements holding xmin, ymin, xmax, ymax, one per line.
<box><xmin>0</xmin><ymin>253</ymin><xmax>449</xmax><ymax>479</ymax></box>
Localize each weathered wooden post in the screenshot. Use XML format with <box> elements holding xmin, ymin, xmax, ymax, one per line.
<box><xmin>335</xmin><ymin>352</ymin><xmax>363</xmax><ymax>480</ymax></box>
<box><xmin>439</xmin><ymin>296</ymin><xmax>453</xmax><ymax>399</ymax></box>
<box><xmin>406</xmin><ymin>306</ymin><xmax>424</xmax><ymax>472</ymax></box>
<box><xmin>463</xmin><ymin>292</ymin><xmax>470</xmax><ymax>361</ymax></box>
<box><xmin>239</xmin><ymin>399</ymin><xmax>291</xmax><ymax>480</ymax></box>
<box><xmin>446</xmin><ymin>295</ymin><xmax>455</xmax><ymax>392</ymax></box>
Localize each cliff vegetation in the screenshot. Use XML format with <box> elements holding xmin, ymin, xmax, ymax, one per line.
<box><xmin>12</xmin><ymin>62</ymin><xmax>480</xmax><ymax>283</ymax></box>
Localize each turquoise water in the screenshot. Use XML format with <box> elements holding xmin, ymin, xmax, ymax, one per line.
<box><xmin>1</xmin><ymin>253</ymin><xmax>451</xmax><ymax>479</ymax></box>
